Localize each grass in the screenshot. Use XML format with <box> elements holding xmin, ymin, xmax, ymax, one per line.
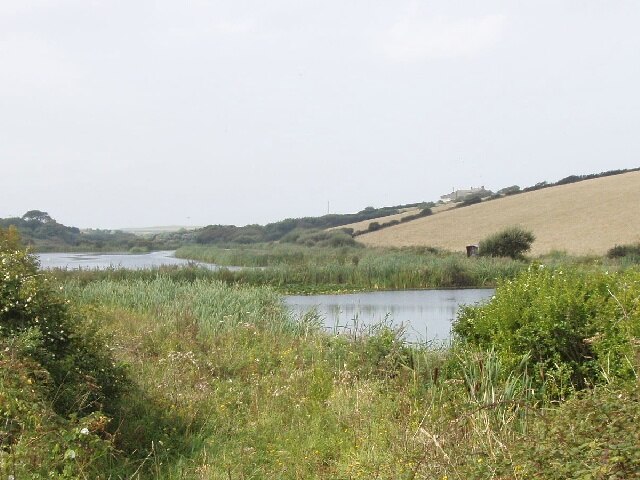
<box><xmin>3</xmin><ymin>264</ymin><xmax>640</xmax><ymax>478</ymax></box>
<box><xmin>67</xmin><ymin>274</ymin><xmax>640</xmax><ymax>477</ymax></box>
<box><xmin>357</xmin><ymin>170</ymin><xmax>640</xmax><ymax>256</ymax></box>
<box><xmin>173</xmin><ymin>243</ymin><xmax>526</xmax><ymax>293</ymax></box>
<box><xmin>53</xmin><ymin>277</ymin><xmax>533</xmax><ymax>478</ymax></box>
<box><xmin>48</xmin><ymin>244</ymin><xmax>639</xmax><ymax>297</ymax></box>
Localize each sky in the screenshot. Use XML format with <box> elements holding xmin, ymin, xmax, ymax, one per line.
<box><xmin>1</xmin><ymin>0</ymin><xmax>639</xmax><ymax>229</ymax></box>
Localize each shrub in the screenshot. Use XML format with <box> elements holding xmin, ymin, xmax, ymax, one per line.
<box><xmin>454</xmin><ymin>266</ymin><xmax>640</xmax><ymax>397</ymax></box>
<box><xmin>381</xmin><ymin>219</ymin><xmax>400</xmax><ymax>228</ymax></box>
<box><xmin>367</xmin><ymin>222</ymin><xmax>381</xmax><ymax>232</ymax></box>
<box><xmin>607</xmin><ymin>243</ymin><xmax>640</xmax><ymax>259</ymax></box>
<box><xmin>479</xmin><ymin>226</ymin><xmax>535</xmax><ymax>259</ymax></box>
<box><xmin>502</xmin><ymin>384</ymin><xmax>640</xmax><ymax>478</ymax></box>
<box><xmin>497</xmin><ymin>185</ymin><xmax>521</xmax><ymax>196</ymax></box>
<box><xmin>281</xmin><ymin>229</ymin><xmax>358</xmax><ymax>248</ymax></box>
<box><xmin>456</xmin><ymin>194</ymin><xmax>483</xmax><ymax>208</ymax></box>
<box><xmin>399</xmin><ymin>208</ymin><xmax>432</xmax><ymax>223</ymax></box>
<box><xmin>0</xmin><ymin>228</ymin><xmax>132</xmax><ymax>475</ymax></box>
<box><xmin>0</xmin><ymin>229</ymin><xmax>127</xmax><ymax>415</ymax></box>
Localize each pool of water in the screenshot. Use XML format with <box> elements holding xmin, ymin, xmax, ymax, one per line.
<box><xmin>284</xmin><ymin>288</ymin><xmax>494</xmax><ymax>343</ymax></box>
<box><xmin>37</xmin><ymin>250</ymin><xmax>220</xmax><ymax>270</ymax></box>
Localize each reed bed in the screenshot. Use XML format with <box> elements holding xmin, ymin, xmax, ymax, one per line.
<box><xmin>173</xmin><ymin>244</ymin><xmax>526</xmax><ymax>292</ymax></box>
<box><xmin>65</xmin><ymin>277</ymin><xmax>295</xmax><ymax>337</ymax></box>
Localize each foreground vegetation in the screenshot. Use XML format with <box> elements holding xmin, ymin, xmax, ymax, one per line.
<box><xmin>2</xmin><ymin>226</ymin><xmax>640</xmax><ymax>478</ymax></box>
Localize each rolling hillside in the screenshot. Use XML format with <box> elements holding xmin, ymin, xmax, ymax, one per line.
<box><xmin>329</xmin><ymin>204</ymin><xmax>456</xmax><ymax>235</ymax></box>
<box><xmin>355</xmin><ymin>171</ymin><xmax>640</xmax><ymax>256</ymax></box>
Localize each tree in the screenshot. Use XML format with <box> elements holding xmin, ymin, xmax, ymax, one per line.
<box><xmin>22</xmin><ymin>210</ymin><xmax>53</xmax><ymax>223</ymax></box>
<box><xmin>497</xmin><ymin>185</ymin><xmax>521</xmax><ymax>196</ymax></box>
<box><xmin>457</xmin><ymin>194</ymin><xmax>483</xmax><ymax>208</ymax></box>
<box><xmin>0</xmin><ymin>225</ymin><xmax>22</xmax><ymax>249</ymax></box>
<box><xmin>479</xmin><ymin>226</ymin><xmax>535</xmax><ymax>259</ymax></box>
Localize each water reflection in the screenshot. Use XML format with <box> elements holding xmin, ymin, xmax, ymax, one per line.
<box><xmin>285</xmin><ymin>289</ymin><xmax>494</xmax><ymax>343</ymax></box>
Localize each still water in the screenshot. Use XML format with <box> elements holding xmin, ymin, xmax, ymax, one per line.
<box><xmin>37</xmin><ymin>250</ymin><xmax>217</xmax><ymax>270</ymax></box>
<box><xmin>285</xmin><ymin>288</ymin><xmax>494</xmax><ymax>344</ymax></box>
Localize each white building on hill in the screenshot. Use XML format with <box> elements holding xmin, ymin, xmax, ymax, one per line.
<box><xmin>440</xmin><ymin>186</ymin><xmax>487</xmax><ymax>203</ymax></box>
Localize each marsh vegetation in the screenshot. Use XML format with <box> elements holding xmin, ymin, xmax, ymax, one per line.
<box><xmin>2</xmin><ymin>227</ymin><xmax>640</xmax><ymax>478</ymax></box>
<box><xmin>174</xmin><ymin>243</ymin><xmax>526</xmax><ymax>293</ymax></box>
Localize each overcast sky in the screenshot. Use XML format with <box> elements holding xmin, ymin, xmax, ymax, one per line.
<box><xmin>1</xmin><ymin>1</ymin><xmax>639</xmax><ymax>229</ymax></box>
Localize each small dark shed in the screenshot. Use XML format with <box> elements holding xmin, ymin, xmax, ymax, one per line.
<box><xmin>466</xmin><ymin>245</ymin><xmax>479</xmax><ymax>257</ymax></box>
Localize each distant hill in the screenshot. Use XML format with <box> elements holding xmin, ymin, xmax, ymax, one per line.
<box><xmin>355</xmin><ymin>171</ymin><xmax>640</xmax><ymax>256</ymax></box>
<box><xmin>120</xmin><ymin>226</ymin><xmax>202</xmax><ymax>234</ymax></box>
<box><xmin>0</xmin><ymin>211</ymin><xmax>190</xmax><ymax>252</ymax></box>
<box><xmin>192</xmin><ymin>203</ymin><xmax>431</xmax><ymax>245</ymax></box>
<box><xmin>5</xmin><ymin>168</ymin><xmax>638</xmax><ymax>254</ymax></box>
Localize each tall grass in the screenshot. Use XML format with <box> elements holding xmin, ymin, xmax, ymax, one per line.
<box><xmin>173</xmin><ymin>244</ymin><xmax>526</xmax><ymax>292</ymax></box>
<box><xmin>65</xmin><ymin>277</ymin><xmax>296</xmax><ymax>337</ymax></box>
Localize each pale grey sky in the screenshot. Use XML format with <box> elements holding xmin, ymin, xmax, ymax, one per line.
<box><xmin>1</xmin><ymin>1</ymin><xmax>639</xmax><ymax>228</ymax></box>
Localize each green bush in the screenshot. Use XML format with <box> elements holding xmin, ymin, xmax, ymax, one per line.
<box><xmin>479</xmin><ymin>226</ymin><xmax>535</xmax><ymax>259</ymax></box>
<box><xmin>607</xmin><ymin>243</ymin><xmax>640</xmax><ymax>259</ymax></box>
<box><xmin>505</xmin><ymin>385</ymin><xmax>640</xmax><ymax>478</ymax></box>
<box><xmin>281</xmin><ymin>228</ymin><xmax>358</xmax><ymax>248</ymax></box>
<box><xmin>400</xmin><ymin>207</ymin><xmax>432</xmax><ymax>223</ymax></box>
<box><xmin>0</xmin><ymin>229</ymin><xmax>127</xmax><ymax>415</ymax></box>
<box><xmin>0</xmin><ymin>228</ymin><xmax>133</xmax><ymax>475</ymax></box>
<box><xmin>456</xmin><ymin>194</ymin><xmax>483</xmax><ymax>207</ymax></box>
<box><xmin>367</xmin><ymin>222</ymin><xmax>381</xmax><ymax>232</ymax></box>
<box><xmin>454</xmin><ymin>265</ymin><xmax>640</xmax><ymax>397</ymax></box>
<box><xmin>497</xmin><ymin>185</ymin><xmax>521</xmax><ymax>196</ymax></box>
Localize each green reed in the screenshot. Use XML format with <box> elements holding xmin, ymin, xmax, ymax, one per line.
<box><xmin>172</xmin><ymin>244</ymin><xmax>525</xmax><ymax>292</ymax></box>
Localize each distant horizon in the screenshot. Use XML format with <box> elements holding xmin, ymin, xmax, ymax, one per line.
<box><xmin>5</xmin><ymin>166</ymin><xmax>637</xmax><ymax>231</ymax></box>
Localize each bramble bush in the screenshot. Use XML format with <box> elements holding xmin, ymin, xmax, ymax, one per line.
<box><xmin>0</xmin><ymin>227</ymin><xmax>128</xmax><ymax>476</ymax></box>
<box><xmin>0</xmin><ymin>227</ymin><xmax>127</xmax><ymax>415</ymax></box>
<box><xmin>454</xmin><ymin>265</ymin><xmax>640</xmax><ymax>398</ymax></box>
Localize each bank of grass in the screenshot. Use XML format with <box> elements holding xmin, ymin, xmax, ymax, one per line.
<box><xmin>4</xmin><ymin>255</ymin><xmax>640</xmax><ymax>477</ymax></box>
<box><xmin>173</xmin><ymin>244</ymin><xmax>526</xmax><ymax>292</ymax></box>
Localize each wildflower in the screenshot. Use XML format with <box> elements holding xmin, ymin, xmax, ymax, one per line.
<box><xmin>65</xmin><ymin>449</ymin><xmax>76</xmax><ymax>460</ymax></box>
<box><xmin>80</xmin><ymin>427</ymin><xmax>90</xmax><ymax>435</ymax></box>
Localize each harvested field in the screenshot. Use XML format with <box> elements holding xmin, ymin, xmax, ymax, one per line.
<box><xmin>356</xmin><ymin>171</ymin><xmax>640</xmax><ymax>256</ymax></box>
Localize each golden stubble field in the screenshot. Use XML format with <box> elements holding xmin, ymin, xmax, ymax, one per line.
<box><xmin>354</xmin><ymin>171</ymin><xmax>640</xmax><ymax>256</ymax></box>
